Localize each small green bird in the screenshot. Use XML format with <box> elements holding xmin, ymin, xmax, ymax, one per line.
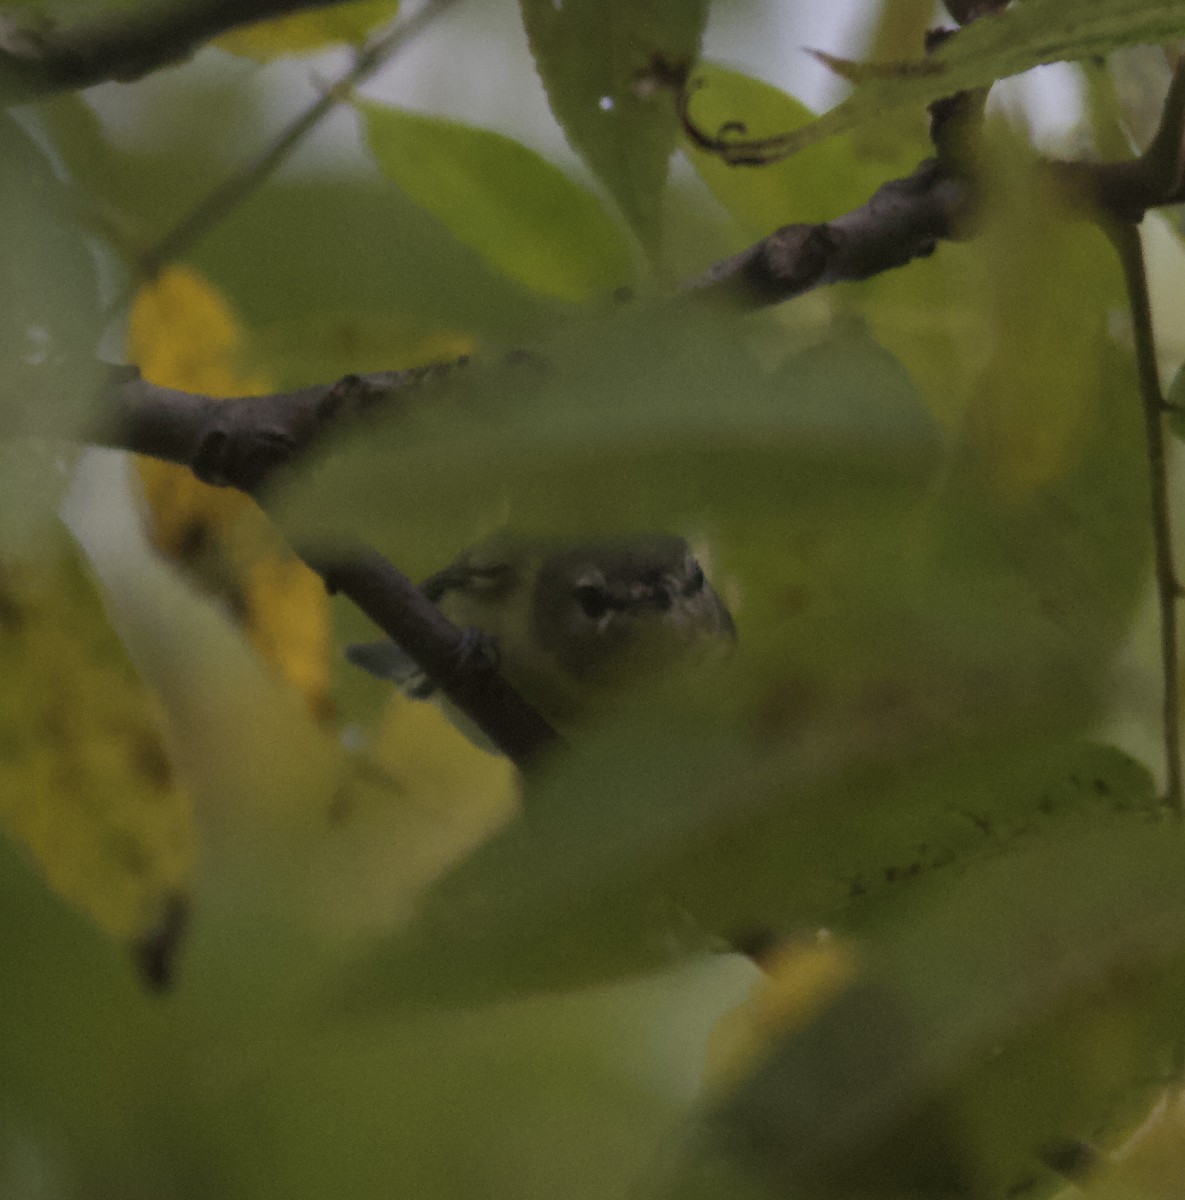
<box><xmin>347</xmin><ymin>532</ymin><xmax>736</xmax><ymax>738</ymax></box>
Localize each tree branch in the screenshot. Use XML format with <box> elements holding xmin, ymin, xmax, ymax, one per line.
<box><xmin>97</xmin><ymin>362</ymin><xmax>461</xmax><ymax>484</ymax></box>
<box><xmin>316</xmin><ymin>551</ymin><xmax>560</xmax><ymax>767</ymax></box>
<box><xmin>0</xmin><ymin>0</ymin><xmax>369</xmax><ymax>103</ymax></box>
<box><xmin>93</xmin><ymin>361</ymin><xmax>563</xmax><ymax>769</ymax></box>
<box><xmin>683</xmin><ymin>158</ymin><xmax>965</xmax><ymax>310</ymax></box>
<box><xmin>1047</xmin><ymin>55</ymin><xmax>1185</xmax><ymax>222</ymax></box>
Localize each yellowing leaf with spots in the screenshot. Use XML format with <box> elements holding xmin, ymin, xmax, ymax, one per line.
<box><xmin>217</xmin><ymin>0</ymin><xmax>399</xmax><ymax>60</ymax></box>
<box><xmin>128</xmin><ymin>266</ymin><xmax>333</xmax><ymax>720</ymax></box>
<box><xmin>323</xmin><ymin>695</ymin><xmax>518</xmax><ymax>934</ymax></box>
<box><xmin>0</xmin><ymin>540</ymin><xmax>192</xmax><ymax>945</ymax></box>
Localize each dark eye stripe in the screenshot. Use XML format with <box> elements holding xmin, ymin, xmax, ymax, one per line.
<box><xmin>685</xmin><ymin>563</ymin><xmax>705</xmax><ymax>595</ymax></box>
<box><xmin>573</xmin><ymin>584</ymin><xmax>610</xmax><ymax>619</ymax></box>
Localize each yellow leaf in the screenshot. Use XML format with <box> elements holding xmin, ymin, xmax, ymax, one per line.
<box><xmin>128</xmin><ymin>266</ymin><xmax>333</xmax><ymax>719</ymax></box>
<box><xmin>704</xmin><ymin>936</ymin><xmax>859</xmax><ymax>1094</ymax></box>
<box><xmin>217</xmin><ymin>0</ymin><xmax>399</xmax><ymax>61</ymax></box>
<box><xmin>0</xmin><ymin>544</ymin><xmax>193</xmax><ymax>939</ymax></box>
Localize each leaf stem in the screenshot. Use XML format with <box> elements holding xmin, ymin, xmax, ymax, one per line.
<box><xmin>1110</xmin><ymin>220</ymin><xmax>1183</xmax><ymax>817</ymax></box>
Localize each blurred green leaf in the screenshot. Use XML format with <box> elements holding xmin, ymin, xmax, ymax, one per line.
<box><xmin>39</xmin><ymin>467</ymin><xmax>716</xmax><ymax>1197</ymax></box>
<box><xmin>860</xmin><ymin>0</ymin><xmax>936</xmax><ymax>65</ymax></box>
<box><xmin>852</xmin><ymin>125</ymin><xmax>1127</xmax><ymax>428</ymax></box>
<box><xmin>957</xmin><ymin>133</ymin><xmax>1118</xmax><ymax>494</ymax></box>
<box><xmin>358</xmin><ymin>100</ymin><xmax>635</xmax><ymax>304</ymax></box>
<box><xmin>0</xmin><ymin>439</ymin><xmax>75</xmax><ymax>558</ymax></box>
<box><xmin>0</xmin><ymin>113</ymin><xmax>104</xmax><ymax>437</ymax></box>
<box><xmin>701</xmin><ymin>0</ymin><xmax>1185</xmax><ymax>161</ymax></box>
<box><xmin>520</xmin><ymin>0</ymin><xmax>709</xmax><ymax>257</ymax></box>
<box><xmin>934</xmin><ymin>334</ymin><xmax>1150</xmax><ymax>673</ymax></box>
<box><xmin>660</xmin><ymin>798</ymin><xmax>1185</xmax><ymax>1200</ymax></box>
<box><xmin>5</xmin><ymin>8</ymin><xmax>1178</xmax><ymax>1199</ymax></box>
<box><xmin>317</xmin><ymin>171</ymin><xmax>1147</xmax><ymax>1003</ymax></box>
<box><xmin>0</xmin><ymin>830</ymin><xmax>177</xmax><ymax>1199</ymax></box>
<box><xmin>929</xmin><ymin>130</ymin><xmax>1148</xmax><ymax>663</ymax></box>
<box><xmin>275</xmin><ymin>310</ymin><xmax>941</xmax><ymax>578</ymax></box>
<box><xmin>38</xmin><ymin>95</ymin><xmax>561</xmax><ymax>351</ymax></box>
<box><xmin>842</xmin><ymin>234</ymin><xmax>989</xmax><ymax>428</ymax></box>
<box><xmin>0</xmin><ymin>813</ymin><xmax>729</xmax><ymax>1200</ymax></box>
<box><xmin>244</xmin><ymin>309</ymin><xmax>474</xmax><ymax>386</ymax></box>
<box><xmin>334</xmin><ymin>525</ymin><xmax>1124</xmax><ymax>1005</ymax></box>
<box><xmin>197</xmin><ymin>175</ymin><xmax>561</xmax><ymax>352</ymax></box>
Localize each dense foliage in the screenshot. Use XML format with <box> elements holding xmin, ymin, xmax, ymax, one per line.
<box><xmin>4</xmin><ymin>2</ymin><xmax>1185</xmax><ymax>1198</ymax></box>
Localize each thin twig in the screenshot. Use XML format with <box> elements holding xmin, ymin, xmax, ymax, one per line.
<box><xmin>1109</xmin><ymin>221</ymin><xmax>1183</xmax><ymax>817</ymax></box>
<box><xmin>314</xmin><ymin>550</ymin><xmax>560</xmax><ymax>766</ymax></box>
<box><xmin>133</xmin><ymin>0</ymin><xmax>459</xmax><ymax>285</ymax></box>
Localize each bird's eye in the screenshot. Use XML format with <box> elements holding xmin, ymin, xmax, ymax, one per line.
<box><xmin>684</xmin><ymin>563</ymin><xmax>706</xmax><ymax>595</ymax></box>
<box><xmin>573</xmin><ymin>583</ymin><xmax>610</xmax><ymax>619</ymax></box>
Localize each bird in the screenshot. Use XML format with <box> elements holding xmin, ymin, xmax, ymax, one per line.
<box><xmin>346</xmin><ymin>532</ymin><xmax>735</xmax><ymax>742</ymax></box>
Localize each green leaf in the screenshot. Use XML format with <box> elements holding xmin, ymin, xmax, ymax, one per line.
<box><xmin>0</xmin><ymin>802</ymin><xmax>723</xmax><ymax>1200</ymax></box>
<box><xmin>332</xmin><ymin>518</ymin><xmax>1123</xmax><ymax>1005</ymax></box>
<box><xmin>0</xmin><ymin>830</ymin><xmax>175</xmax><ymax>1199</ymax></box>
<box><xmin>244</xmin><ymin>310</ymin><xmax>474</xmax><ymax>387</ymax></box>
<box><xmin>358</xmin><ymin>100</ymin><xmax>635</xmax><ymax>304</ymax></box>
<box><xmin>194</xmin><ymin>175</ymin><xmax>560</xmax><ymax>346</ymax></box>
<box><xmin>0</xmin><ymin>113</ymin><xmax>105</xmax><ymax>438</ymax></box>
<box><xmin>274</xmin><ymin>309</ymin><xmax>942</xmax><ymax>579</ymax></box>
<box><xmin>320</xmin><ymin>248</ymin><xmax>1145</xmax><ymax>1010</ymax></box>
<box><xmin>699</xmin><ymin>0</ymin><xmax>1185</xmax><ymax>161</ymax></box>
<box><xmin>520</xmin><ymin>0</ymin><xmax>709</xmax><ymax>257</ymax></box>
<box><xmin>37</xmin><ymin>96</ymin><xmax>561</xmax><ymax>346</ymax></box>
<box><xmin>662</xmin><ymin>794</ymin><xmax>1185</xmax><ymax>1200</ymax></box>
<box><xmin>287</xmin><ymin>141</ymin><xmax>1149</xmax><ymax>1013</ymax></box>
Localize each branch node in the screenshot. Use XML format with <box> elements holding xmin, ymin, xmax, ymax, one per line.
<box><xmin>191</xmin><ymin>426</ymin><xmax>230</xmax><ymax>486</ymax></box>
<box><xmin>317</xmin><ymin>373</ymin><xmax>365</xmax><ymax>423</ymax></box>
<box><xmin>760</xmin><ymin>223</ymin><xmax>833</xmax><ymax>292</ymax></box>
